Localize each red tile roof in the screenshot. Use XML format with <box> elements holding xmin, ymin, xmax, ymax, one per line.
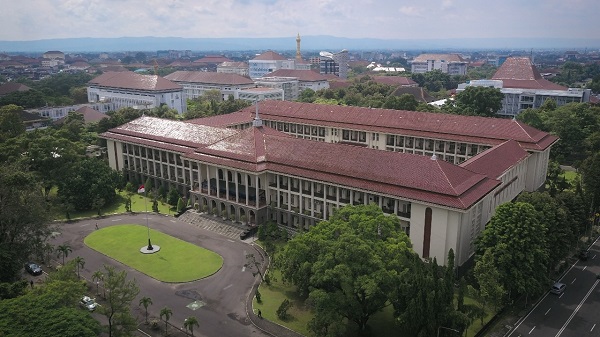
<box><xmin>492</xmin><ymin>57</ymin><xmax>567</xmax><ymax>90</ymax></box>
<box><xmin>0</xmin><ymin>82</ymin><xmax>31</xmax><ymax>95</ymax></box>
<box><xmin>263</xmin><ymin>69</ymin><xmax>328</xmax><ymax>82</ymax></box>
<box><xmin>252</xmin><ymin>51</ymin><xmax>287</xmax><ymax>61</ymax></box>
<box><xmin>190</xmin><ymin>101</ymin><xmax>558</xmax><ymax>151</ymax></box>
<box><xmin>328</xmin><ymin>80</ymin><xmax>351</xmax><ymax>89</ymax></box>
<box><xmin>461</xmin><ymin>140</ymin><xmax>529</xmax><ymax>179</ymax></box>
<box><xmin>101</xmin><ymin>116</ymin><xmax>502</xmax><ymax>210</ymax></box>
<box><xmin>413</xmin><ymin>53</ymin><xmax>466</xmax><ymax>63</ymax></box>
<box><xmin>391</xmin><ymin>86</ymin><xmax>435</xmax><ymax>103</ymax></box>
<box><xmin>89</xmin><ymin>71</ymin><xmax>182</xmax><ymax>91</ymax></box>
<box><xmin>164</xmin><ymin>71</ymin><xmax>253</xmax><ymax>85</ymax></box>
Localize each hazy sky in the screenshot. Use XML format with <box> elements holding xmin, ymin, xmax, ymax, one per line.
<box><xmin>1</xmin><ymin>0</ymin><xmax>599</xmax><ymax>41</ymax></box>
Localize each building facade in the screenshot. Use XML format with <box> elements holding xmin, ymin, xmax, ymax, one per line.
<box><xmin>411</xmin><ymin>53</ymin><xmax>468</xmax><ymax>75</ymax></box>
<box><xmin>101</xmin><ymin>102</ymin><xmax>556</xmax><ymax>267</ymax></box>
<box><xmin>87</xmin><ymin>71</ymin><xmax>186</xmax><ymax>114</ymax></box>
<box><xmin>164</xmin><ymin>71</ymin><xmax>255</xmax><ymax>101</ymax></box>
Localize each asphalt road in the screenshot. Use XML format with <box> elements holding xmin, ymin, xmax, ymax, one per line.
<box><xmin>507</xmin><ymin>237</ymin><xmax>600</xmax><ymax>337</ymax></box>
<box><xmin>47</xmin><ymin>213</ymin><xmax>271</xmax><ymax>337</ymax></box>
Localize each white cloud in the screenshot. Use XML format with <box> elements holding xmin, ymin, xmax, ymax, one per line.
<box><xmin>0</xmin><ymin>0</ymin><xmax>599</xmax><ymax>41</ymax></box>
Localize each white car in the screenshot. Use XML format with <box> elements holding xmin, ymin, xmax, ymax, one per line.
<box><xmin>80</xmin><ymin>296</ymin><xmax>99</xmax><ymax>311</ymax></box>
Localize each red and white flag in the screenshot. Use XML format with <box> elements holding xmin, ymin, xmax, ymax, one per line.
<box><xmin>137</xmin><ymin>185</ymin><xmax>145</xmax><ymax>194</ymax></box>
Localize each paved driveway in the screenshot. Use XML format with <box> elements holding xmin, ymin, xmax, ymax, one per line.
<box><xmin>49</xmin><ymin>213</ymin><xmax>271</xmax><ymax>337</ymax></box>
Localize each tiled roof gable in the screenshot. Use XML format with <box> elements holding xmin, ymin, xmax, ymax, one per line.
<box><xmin>164</xmin><ymin>71</ymin><xmax>253</xmax><ymax>85</ymax></box>
<box><xmin>89</xmin><ymin>71</ymin><xmax>182</xmax><ymax>91</ymax></box>
<box><xmin>252</xmin><ymin>51</ymin><xmax>287</xmax><ymax>61</ymax></box>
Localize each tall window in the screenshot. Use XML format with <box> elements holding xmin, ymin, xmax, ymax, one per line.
<box><xmin>423</xmin><ymin>208</ymin><xmax>432</xmax><ymax>258</ymax></box>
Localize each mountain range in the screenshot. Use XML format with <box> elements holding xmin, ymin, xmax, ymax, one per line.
<box><xmin>0</xmin><ymin>36</ymin><xmax>598</xmax><ymax>53</ymax></box>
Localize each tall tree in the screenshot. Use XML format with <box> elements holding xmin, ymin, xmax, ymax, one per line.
<box><xmin>474</xmin><ymin>248</ymin><xmax>505</xmax><ymax>318</ymax></box>
<box><xmin>139</xmin><ymin>297</ymin><xmax>153</xmax><ymax>324</ymax></box>
<box><xmin>92</xmin><ymin>270</ymin><xmax>104</xmax><ymax>296</ymax></box>
<box><xmin>184</xmin><ymin>316</ymin><xmax>199</xmax><ymax>336</ymax></box>
<box><xmin>56</xmin><ymin>244</ymin><xmax>72</xmax><ymax>266</ymax></box>
<box><xmin>278</xmin><ymin>204</ymin><xmax>414</xmax><ymax>333</ymax></box>
<box><xmin>74</xmin><ymin>256</ymin><xmax>85</xmax><ymax>279</ymax></box>
<box><xmin>580</xmin><ymin>152</ymin><xmax>600</xmax><ymax>212</ymax></box>
<box><xmin>58</xmin><ymin>158</ymin><xmax>120</xmax><ymax>211</ymax></box>
<box><xmin>0</xmin><ymin>163</ymin><xmax>50</xmax><ymax>282</ymax></box>
<box><xmin>99</xmin><ymin>265</ymin><xmax>139</xmax><ymax>337</ymax></box>
<box><xmin>160</xmin><ymin>307</ymin><xmax>173</xmax><ymax>335</ymax></box>
<box><xmin>0</xmin><ymin>104</ymin><xmax>26</xmax><ymax>141</ymax></box>
<box><xmin>454</xmin><ymin>86</ymin><xmax>504</xmax><ymax>117</ymax></box>
<box><xmin>476</xmin><ymin>202</ymin><xmax>549</xmax><ymax>303</ymax></box>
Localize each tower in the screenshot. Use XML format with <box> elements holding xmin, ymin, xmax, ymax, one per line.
<box><xmin>296</xmin><ymin>33</ymin><xmax>302</xmax><ymax>61</ymax></box>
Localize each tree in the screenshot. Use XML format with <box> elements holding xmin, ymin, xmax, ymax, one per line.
<box><xmin>476</xmin><ymin>202</ymin><xmax>549</xmax><ymax>303</ymax></box>
<box><xmin>58</xmin><ymin>158</ymin><xmax>120</xmax><ymax>211</ymax></box>
<box><xmin>167</xmin><ymin>188</ymin><xmax>180</xmax><ymax>206</ymax></box>
<box><xmin>74</xmin><ymin>256</ymin><xmax>85</xmax><ymax>279</ymax></box>
<box><xmin>474</xmin><ymin>248</ymin><xmax>505</xmax><ymax>320</ymax></box>
<box><xmin>99</xmin><ymin>265</ymin><xmax>139</xmax><ymax>337</ymax></box>
<box><xmin>177</xmin><ymin>197</ymin><xmax>185</xmax><ymax>212</ymax></box>
<box><xmin>139</xmin><ymin>297</ymin><xmax>153</xmax><ymax>324</ymax></box>
<box><xmin>244</xmin><ymin>253</ymin><xmax>265</xmax><ymax>282</ymax></box>
<box><xmin>516</xmin><ymin>108</ymin><xmax>546</xmax><ymax>130</ymax></box>
<box><xmin>298</xmin><ymin>88</ymin><xmax>316</xmax><ymax>103</ymax></box>
<box><xmin>56</xmin><ymin>244</ymin><xmax>72</xmax><ymax>266</ymax></box>
<box><xmin>454</xmin><ymin>86</ymin><xmax>503</xmax><ymax>117</ymax></box>
<box><xmin>580</xmin><ymin>152</ymin><xmax>600</xmax><ymax>212</ymax></box>
<box><xmin>0</xmin><ymin>104</ymin><xmax>26</xmax><ymax>141</ymax></box>
<box><xmin>69</xmin><ymin>87</ymin><xmax>88</xmax><ymax>104</ymax></box>
<box><xmin>278</xmin><ymin>204</ymin><xmax>414</xmax><ymax>332</ymax></box>
<box><xmin>160</xmin><ymin>306</ymin><xmax>173</xmax><ymax>335</ymax></box>
<box><xmin>183</xmin><ymin>316</ymin><xmax>199</xmax><ymax>336</ymax></box>
<box><xmin>92</xmin><ymin>270</ymin><xmax>104</xmax><ymax>296</ymax></box>
<box><xmin>382</xmin><ymin>93</ymin><xmax>419</xmax><ymax>111</ymax></box>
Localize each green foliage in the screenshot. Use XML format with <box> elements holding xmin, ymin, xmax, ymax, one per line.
<box><xmin>167</xmin><ymin>188</ymin><xmax>180</xmax><ymax>206</ymax></box>
<box><xmin>177</xmin><ymin>197</ymin><xmax>185</xmax><ymax>212</ymax></box>
<box><xmin>0</xmin><ymin>163</ymin><xmax>50</xmax><ymax>282</ymax></box>
<box><xmin>99</xmin><ymin>265</ymin><xmax>140</xmax><ymax>337</ymax></box>
<box><xmin>580</xmin><ymin>152</ymin><xmax>600</xmax><ymax>212</ymax></box>
<box><xmin>278</xmin><ymin>204</ymin><xmax>415</xmax><ymax>332</ymax></box>
<box><xmin>57</xmin><ymin>158</ymin><xmax>120</xmax><ymax>211</ymax></box>
<box><xmin>0</xmin><ymin>280</ymin><xmax>28</xmax><ymax>300</ymax></box>
<box><xmin>184</xmin><ymin>316</ymin><xmax>199</xmax><ymax>336</ymax></box>
<box><xmin>474</xmin><ymin>249</ymin><xmax>505</xmax><ymax>316</ymax></box>
<box><xmin>255</xmin><ymin>289</ymin><xmax>262</xmax><ymax>303</ymax></box>
<box><xmin>382</xmin><ymin>93</ymin><xmax>419</xmax><ymax>111</ymax></box>
<box><xmin>144</xmin><ymin>178</ymin><xmax>153</xmax><ymax>193</ymax></box>
<box><xmin>476</xmin><ymin>202</ymin><xmax>549</xmax><ymax>302</ymax></box>
<box><xmin>0</xmin><ymin>89</ymin><xmax>46</xmax><ymax>108</ymax></box>
<box><xmin>160</xmin><ymin>307</ymin><xmax>173</xmax><ymax>335</ymax></box>
<box><xmin>276</xmin><ymin>299</ymin><xmax>292</xmax><ymax>320</ymax></box>
<box><xmin>0</xmin><ymin>104</ymin><xmax>26</xmax><ymax>141</ymax></box>
<box><xmin>454</xmin><ymin>86</ymin><xmax>504</xmax><ymax>117</ymax></box>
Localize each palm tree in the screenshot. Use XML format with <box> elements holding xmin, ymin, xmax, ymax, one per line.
<box><xmin>56</xmin><ymin>244</ymin><xmax>72</xmax><ymax>265</ymax></box>
<box><xmin>74</xmin><ymin>256</ymin><xmax>85</xmax><ymax>279</ymax></box>
<box><xmin>91</xmin><ymin>270</ymin><xmax>104</xmax><ymax>296</ymax></box>
<box><xmin>42</xmin><ymin>243</ymin><xmax>54</xmax><ymax>265</ymax></box>
<box><xmin>139</xmin><ymin>297</ymin><xmax>153</xmax><ymax>324</ymax></box>
<box><xmin>183</xmin><ymin>316</ymin><xmax>199</xmax><ymax>336</ymax></box>
<box><xmin>159</xmin><ymin>307</ymin><xmax>172</xmax><ymax>335</ymax></box>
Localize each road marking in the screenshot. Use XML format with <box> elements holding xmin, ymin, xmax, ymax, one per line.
<box><xmin>227</xmin><ymin>239</ymin><xmax>235</xmax><ymax>243</ymax></box>
<box><xmin>223</xmin><ymin>284</ymin><xmax>233</xmax><ymax>290</ymax></box>
<box><xmin>571</xmin><ymin>278</ymin><xmax>576</xmax><ymax>284</ymax></box>
<box><xmin>545</xmin><ymin>308</ymin><xmax>551</xmax><ymax>315</ymax></box>
<box><xmin>111</xmin><ymin>218</ymin><xmax>122</xmax><ymax>221</ymax></box>
<box><xmin>81</xmin><ymin>224</ymin><xmax>89</xmax><ymax>227</ymax></box>
<box><xmin>591</xmin><ymin>324</ymin><xmax>596</xmax><ymax>332</ymax></box>
<box><xmin>555</xmin><ymin>279</ymin><xmax>600</xmax><ymax>336</ymax></box>
<box><xmin>583</xmin><ymin>266</ymin><xmax>587</xmax><ymax>271</ymax></box>
<box><xmin>170</xmin><ymin>220</ymin><xmax>176</xmax><ymax>223</ymax></box>
<box><xmin>559</xmin><ymin>293</ymin><xmax>564</xmax><ymax>299</ymax></box>
<box><xmin>593</xmin><ymin>254</ymin><xmax>597</xmax><ymax>260</ymax></box>
<box><xmin>242</xmin><ymin>266</ymin><xmax>246</xmax><ymax>272</ymax></box>
<box><xmin>529</xmin><ymin>326</ymin><xmax>535</xmax><ymax>334</ymax></box>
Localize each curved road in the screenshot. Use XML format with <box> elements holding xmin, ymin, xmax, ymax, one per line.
<box><xmin>48</xmin><ymin>213</ymin><xmax>270</xmax><ymax>337</ymax></box>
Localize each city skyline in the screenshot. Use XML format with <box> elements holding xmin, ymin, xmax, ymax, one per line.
<box><xmin>1</xmin><ymin>0</ymin><xmax>599</xmax><ymax>42</ymax></box>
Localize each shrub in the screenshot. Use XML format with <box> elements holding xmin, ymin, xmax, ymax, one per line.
<box><xmin>202</xmin><ymin>205</ymin><xmax>208</xmax><ymax>213</ymax></box>
<box><xmin>276</xmin><ymin>299</ymin><xmax>292</xmax><ymax>320</ymax></box>
<box><xmin>194</xmin><ymin>203</ymin><xmax>199</xmax><ymax>210</ymax></box>
<box><xmin>264</xmin><ymin>273</ymin><xmax>271</xmax><ymax>286</ymax></box>
<box><xmin>149</xmin><ymin>319</ymin><xmax>160</xmax><ymax>330</ymax></box>
<box><xmin>255</xmin><ymin>289</ymin><xmax>262</xmax><ymax>303</ymax></box>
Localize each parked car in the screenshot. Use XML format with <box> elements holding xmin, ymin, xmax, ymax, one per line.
<box><xmin>579</xmin><ymin>250</ymin><xmax>589</xmax><ymax>261</ymax></box>
<box><xmin>240</xmin><ymin>226</ymin><xmax>258</xmax><ymax>240</ymax></box>
<box><xmin>24</xmin><ymin>262</ymin><xmax>42</xmax><ymax>276</ymax></box>
<box><xmin>80</xmin><ymin>296</ymin><xmax>98</xmax><ymax>311</ymax></box>
<box><xmin>550</xmin><ymin>282</ymin><xmax>566</xmax><ymax>295</ymax></box>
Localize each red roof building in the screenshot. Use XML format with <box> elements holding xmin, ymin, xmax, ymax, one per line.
<box><xmin>100</xmin><ymin>101</ymin><xmax>558</xmax><ymax>266</ymax></box>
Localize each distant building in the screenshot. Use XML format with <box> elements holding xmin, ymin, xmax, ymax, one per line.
<box><xmin>457</xmin><ymin>57</ymin><xmax>591</xmax><ymax>117</ymax></box>
<box><xmin>253</xmin><ymin>77</ymin><xmax>299</xmax><ymax>101</ymax></box>
<box><xmin>87</xmin><ymin>71</ymin><xmax>186</xmax><ymax>114</ymax></box>
<box><xmin>54</xmin><ymin>106</ymin><xmax>110</xmax><ymax>125</ymax></box>
<box><xmin>164</xmin><ymin>71</ymin><xmax>255</xmax><ymax>100</ymax></box>
<box><xmin>217</xmin><ymin>62</ymin><xmax>249</xmax><ymax>77</ymax></box>
<box><xmin>43</xmin><ymin>50</ymin><xmax>65</xmax><ymax>60</ymax></box>
<box><xmin>261</xmin><ymin>69</ymin><xmax>329</xmax><ymax>96</ymax></box>
<box><xmin>411</xmin><ymin>53</ymin><xmax>468</xmax><ymax>75</ymax></box>
<box><xmin>249</xmin><ymin>51</ymin><xmax>295</xmax><ymax>79</ymax></box>
<box><xmin>318</xmin><ymin>50</ymin><xmax>349</xmax><ymax>79</ymax></box>
<box><xmin>31</xmin><ymin>102</ymin><xmax>116</xmax><ymax>121</ymax></box>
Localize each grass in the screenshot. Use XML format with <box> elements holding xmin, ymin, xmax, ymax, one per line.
<box><xmin>84</xmin><ymin>224</ymin><xmax>222</xmax><ymax>282</ymax></box>
<box><xmin>561</xmin><ymin>170</ymin><xmax>579</xmax><ymax>184</ymax></box>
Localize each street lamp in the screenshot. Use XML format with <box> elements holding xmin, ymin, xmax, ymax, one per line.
<box><xmin>438</xmin><ymin>326</ymin><xmax>460</xmax><ymax>337</ymax></box>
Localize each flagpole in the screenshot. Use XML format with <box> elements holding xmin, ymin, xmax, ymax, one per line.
<box><xmin>143</xmin><ymin>187</ymin><xmax>153</xmax><ymax>250</ymax></box>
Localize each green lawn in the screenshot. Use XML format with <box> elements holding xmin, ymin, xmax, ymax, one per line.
<box><xmin>561</xmin><ymin>170</ymin><xmax>579</xmax><ymax>184</ymax></box>
<box><xmin>84</xmin><ymin>224</ymin><xmax>222</xmax><ymax>282</ymax></box>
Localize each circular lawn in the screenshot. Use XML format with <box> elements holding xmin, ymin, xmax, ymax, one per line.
<box><xmin>84</xmin><ymin>224</ymin><xmax>223</xmax><ymax>282</ymax></box>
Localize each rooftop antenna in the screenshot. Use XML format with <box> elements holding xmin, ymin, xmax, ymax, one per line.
<box><xmin>253</xmin><ymin>99</ymin><xmax>263</xmax><ymax>127</ymax></box>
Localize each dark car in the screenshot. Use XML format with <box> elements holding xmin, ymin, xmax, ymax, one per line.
<box><xmin>24</xmin><ymin>262</ymin><xmax>42</xmax><ymax>276</ymax></box>
<box><xmin>579</xmin><ymin>250</ymin><xmax>589</xmax><ymax>261</ymax></box>
<box><xmin>240</xmin><ymin>226</ymin><xmax>258</xmax><ymax>240</ymax></box>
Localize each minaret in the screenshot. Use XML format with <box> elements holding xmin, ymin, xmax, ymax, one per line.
<box><xmin>253</xmin><ymin>99</ymin><xmax>263</xmax><ymax>127</ymax></box>
<box><xmin>296</xmin><ymin>33</ymin><xmax>302</xmax><ymax>61</ymax></box>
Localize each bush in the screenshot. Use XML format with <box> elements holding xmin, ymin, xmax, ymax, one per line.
<box><xmin>177</xmin><ymin>197</ymin><xmax>184</xmax><ymax>212</ymax></box>
<box><xmin>276</xmin><ymin>299</ymin><xmax>292</xmax><ymax>320</ymax></box>
<box><xmin>264</xmin><ymin>273</ymin><xmax>271</xmax><ymax>286</ymax></box>
<box><xmin>194</xmin><ymin>203</ymin><xmax>199</xmax><ymax>210</ymax></box>
<box><xmin>255</xmin><ymin>289</ymin><xmax>262</xmax><ymax>303</ymax></box>
<box><xmin>202</xmin><ymin>205</ymin><xmax>208</xmax><ymax>213</ymax></box>
<box><xmin>149</xmin><ymin>319</ymin><xmax>160</xmax><ymax>330</ymax></box>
